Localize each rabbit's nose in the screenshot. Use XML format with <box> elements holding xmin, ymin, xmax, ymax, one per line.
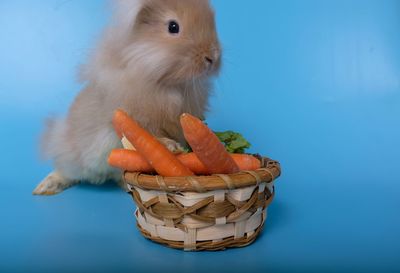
<box><xmin>204</xmin><ymin>56</ymin><xmax>213</xmax><ymax>65</ymax></box>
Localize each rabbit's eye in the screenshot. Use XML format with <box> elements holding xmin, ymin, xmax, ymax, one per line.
<box><xmin>168</xmin><ymin>21</ymin><xmax>180</xmax><ymax>34</ymax></box>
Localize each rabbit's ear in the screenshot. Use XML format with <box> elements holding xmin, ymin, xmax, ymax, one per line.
<box><xmin>135</xmin><ymin>1</ymin><xmax>156</xmax><ymax>26</ymax></box>
<box><xmin>112</xmin><ymin>0</ymin><xmax>146</xmax><ymax>26</ymax></box>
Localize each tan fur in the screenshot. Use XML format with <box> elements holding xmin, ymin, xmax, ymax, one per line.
<box><xmin>34</xmin><ymin>0</ymin><xmax>221</xmax><ymax>195</ymax></box>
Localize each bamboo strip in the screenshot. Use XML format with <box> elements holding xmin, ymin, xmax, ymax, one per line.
<box><xmin>126</xmin><ymin>156</ymin><xmax>280</xmax><ymax>251</ymax></box>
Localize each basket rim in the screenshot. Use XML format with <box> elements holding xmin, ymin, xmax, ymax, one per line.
<box><xmin>123</xmin><ymin>155</ymin><xmax>281</xmax><ymax>192</ymax></box>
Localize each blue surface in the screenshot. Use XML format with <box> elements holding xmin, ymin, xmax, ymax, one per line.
<box><xmin>1</xmin><ymin>0</ymin><xmax>399</xmax><ymax>272</ymax></box>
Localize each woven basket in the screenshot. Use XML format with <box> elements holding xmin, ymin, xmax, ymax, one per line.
<box><xmin>123</xmin><ymin>156</ymin><xmax>281</xmax><ymax>251</ymax></box>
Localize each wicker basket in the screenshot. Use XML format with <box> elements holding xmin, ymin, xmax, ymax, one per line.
<box><xmin>123</xmin><ymin>156</ymin><xmax>281</xmax><ymax>251</ymax></box>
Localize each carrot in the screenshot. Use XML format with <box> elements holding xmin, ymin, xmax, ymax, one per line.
<box><xmin>108</xmin><ymin>150</ymin><xmax>261</xmax><ymax>174</ymax></box>
<box><xmin>108</xmin><ymin>149</ymin><xmax>153</xmax><ymax>173</ymax></box>
<box><xmin>231</xmin><ymin>153</ymin><xmax>261</xmax><ymax>172</ymax></box>
<box><xmin>112</xmin><ymin>109</ymin><xmax>193</xmax><ymax>177</ymax></box>
<box><xmin>180</xmin><ymin>113</ymin><xmax>240</xmax><ymax>174</ymax></box>
<box><xmin>177</xmin><ymin>153</ymin><xmax>208</xmax><ymax>174</ymax></box>
<box><xmin>177</xmin><ymin>153</ymin><xmax>261</xmax><ymax>174</ymax></box>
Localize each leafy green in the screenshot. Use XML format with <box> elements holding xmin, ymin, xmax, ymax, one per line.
<box><xmin>181</xmin><ymin>120</ymin><xmax>251</xmax><ymax>153</ymax></box>
<box><xmin>214</xmin><ymin>130</ymin><xmax>251</xmax><ymax>154</ymax></box>
<box><xmin>182</xmin><ymin>146</ymin><xmax>192</xmax><ymax>153</ymax></box>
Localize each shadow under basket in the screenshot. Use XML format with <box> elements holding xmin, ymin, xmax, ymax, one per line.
<box><xmin>123</xmin><ymin>156</ymin><xmax>281</xmax><ymax>251</ymax></box>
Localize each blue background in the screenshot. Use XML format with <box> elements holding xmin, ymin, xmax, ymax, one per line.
<box><xmin>1</xmin><ymin>0</ymin><xmax>399</xmax><ymax>272</ymax></box>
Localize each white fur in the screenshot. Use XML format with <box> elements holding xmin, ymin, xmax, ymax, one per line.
<box><xmin>34</xmin><ymin>0</ymin><xmax>220</xmax><ymax>195</ymax></box>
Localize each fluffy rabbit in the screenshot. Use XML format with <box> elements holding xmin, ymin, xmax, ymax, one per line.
<box><xmin>33</xmin><ymin>0</ymin><xmax>221</xmax><ymax>195</ymax></box>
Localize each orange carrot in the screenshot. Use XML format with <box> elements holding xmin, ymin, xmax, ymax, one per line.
<box><xmin>178</xmin><ymin>153</ymin><xmax>261</xmax><ymax>174</ymax></box>
<box><xmin>108</xmin><ymin>150</ymin><xmax>261</xmax><ymax>174</ymax></box>
<box><xmin>231</xmin><ymin>153</ymin><xmax>261</xmax><ymax>172</ymax></box>
<box><xmin>108</xmin><ymin>149</ymin><xmax>153</xmax><ymax>173</ymax></box>
<box><xmin>178</xmin><ymin>153</ymin><xmax>208</xmax><ymax>174</ymax></box>
<box><xmin>180</xmin><ymin>113</ymin><xmax>240</xmax><ymax>174</ymax></box>
<box><xmin>112</xmin><ymin>109</ymin><xmax>193</xmax><ymax>177</ymax></box>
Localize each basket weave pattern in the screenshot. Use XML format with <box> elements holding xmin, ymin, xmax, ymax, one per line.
<box><xmin>125</xmin><ymin>157</ymin><xmax>280</xmax><ymax>251</ymax></box>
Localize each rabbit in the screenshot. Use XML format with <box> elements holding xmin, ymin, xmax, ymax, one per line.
<box><xmin>33</xmin><ymin>0</ymin><xmax>221</xmax><ymax>195</ymax></box>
